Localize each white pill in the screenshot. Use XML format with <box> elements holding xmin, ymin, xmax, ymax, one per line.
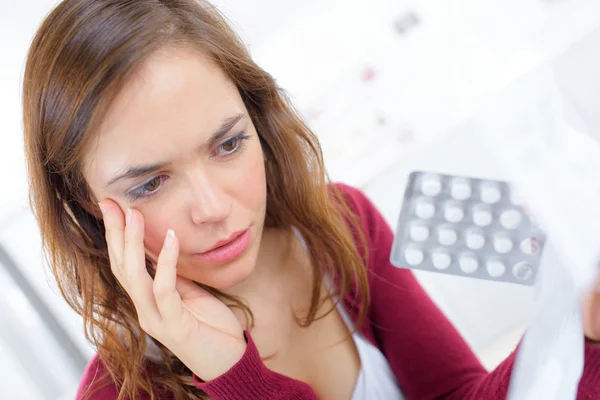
<box><xmin>500</xmin><ymin>209</ymin><xmax>522</xmax><ymax>230</ymax></box>
<box><xmin>486</xmin><ymin>259</ymin><xmax>506</xmax><ymax>277</ymax></box>
<box><xmin>451</xmin><ymin>178</ymin><xmax>471</xmax><ymax>200</ymax></box>
<box><xmin>404</xmin><ymin>248</ymin><xmax>424</xmax><ymax>266</ymax></box>
<box><xmin>459</xmin><ymin>254</ymin><xmax>479</xmax><ymax>273</ymax></box>
<box><xmin>520</xmin><ymin>237</ymin><xmax>539</xmax><ymax>255</ymax></box>
<box><xmin>473</xmin><ymin>208</ymin><xmax>493</xmax><ymax>227</ymax></box>
<box><xmin>510</xmin><ymin>188</ymin><xmax>523</xmax><ymax>205</ymax></box>
<box><xmin>480</xmin><ymin>183</ymin><xmax>501</xmax><ymax>204</ymax></box>
<box><xmin>420</xmin><ymin>174</ymin><xmax>442</xmax><ymax>196</ymax></box>
<box><xmin>465</xmin><ymin>230</ymin><xmax>485</xmax><ymax>249</ymax></box>
<box><xmin>513</xmin><ymin>262</ymin><xmax>534</xmax><ymax>281</ymax></box>
<box><xmin>432</xmin><ymin>251</ymin><xmax>451</xmax><ymax>270</ymax></box>
<box><xmin>494</xmin><ymin>236</ymin><xmax>513</xmax><ymax>253</ymax></box>
<box><xmin>438</xmin><ymin>227</ymin><xmax>458</xmax><ymax>246</ymax></box>
<box><xmin>415</xmin><ymin>199</ymin><xmax>436</xmax><ymax>219</ymax></box>
<box><xmin>410</xmin><ymin>223</ymin><xmax>430</xmax><ymax>242</ymax></box>
<box><xmin>444</xmin><ymin>204</ymin><xmax>464</xmax><ymax>223</ymax></box>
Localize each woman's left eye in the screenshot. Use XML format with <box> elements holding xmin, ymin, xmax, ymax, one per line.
<box><xmin>215</xmin><ymin>134</ymin><xmax>250</xmax><ymax>157</ymax></box>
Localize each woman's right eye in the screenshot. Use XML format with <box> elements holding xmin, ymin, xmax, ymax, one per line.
<box><xmin>127</xmin><ymin>176</ymin><xmax>167</xmax><ymax>201</ymax></box>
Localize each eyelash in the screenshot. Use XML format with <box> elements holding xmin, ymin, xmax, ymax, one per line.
<box><xmin>125</xmin><ymin>133</ymin><xmax>251</xmax><ymax>202</ymax></box>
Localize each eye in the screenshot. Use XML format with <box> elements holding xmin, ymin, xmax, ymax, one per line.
<box><xmin>143</xmin><ymin>177</ymin><xmax>161</xmax><ymax>193</ymax></box>
<box><xmin>127</xmin><ymin>175</ymin><xmax>167</xmax><ymax>201</ymax></box>
<box><xmin>220</xmin><ymin>138</ymin><xmax>238</xmax><ymax>153</ymax></box>
<box><xmin>214</xmin><ymin>133</ymin><xmax>250</xmax><ymax>157</ymax></box>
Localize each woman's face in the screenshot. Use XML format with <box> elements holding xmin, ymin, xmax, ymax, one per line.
<box><xmin>83</xmin><ymin>47</ymin><xmax>267</xmax><ymax>290</ymax></box>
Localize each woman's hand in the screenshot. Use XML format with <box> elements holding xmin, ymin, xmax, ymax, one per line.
<box><xmin>99</xmin><ymin>199</ymin><xmax>246</xmax><ymax>381</ymax></box>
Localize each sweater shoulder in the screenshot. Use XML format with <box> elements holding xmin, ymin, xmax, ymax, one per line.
<box><xmin>329</xmin><ymin>182</ymin><xmax>392</xmax><ymax>244</ymax></box>
<box><xmin>76</xmin><ymin>354</ymin><xmax>120</xmax><ymax>400</ymax></box>
<box><xmin>76</xmin><ymin>354</ymin><xmax>166</xmax><ymax>400</ymax></box>
<box><xmin>328</xmin><ymin>182</ymin><xmax>385</xmax><ymax>227</ymax></box>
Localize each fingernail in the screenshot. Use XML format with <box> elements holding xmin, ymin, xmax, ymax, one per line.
<box><xmin>165</xmin><ymin>229</ymin><xmax>175</xmax><ymax>248</ymax></box>
<box><xmin>126</xmin><ymin>209</ymin><xmax>132</xmax><ymax>225</ymax></box>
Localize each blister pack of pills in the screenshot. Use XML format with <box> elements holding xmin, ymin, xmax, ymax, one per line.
<box><xmin>390</xmin><ymin>171</ymin><xmax>547</xmax><ymax>285</ymax></box>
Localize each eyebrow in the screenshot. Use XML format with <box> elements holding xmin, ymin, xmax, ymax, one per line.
<box><xmin>105</xmin><ymin>113</ymin><xmax>246</xmax><ymax>187</ymax></box>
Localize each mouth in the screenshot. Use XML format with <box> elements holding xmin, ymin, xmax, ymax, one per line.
<box><xmin>193</xmin><ymin>228</ymin><xmax>251</xmax><ymax>264</ymax></box>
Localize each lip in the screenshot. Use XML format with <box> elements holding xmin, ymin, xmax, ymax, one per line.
<box><xmin>194</xmin><ymin>228</ymin><xmax>250</xmax><ymax>264</ymax></box>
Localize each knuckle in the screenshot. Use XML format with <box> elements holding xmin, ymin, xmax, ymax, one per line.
<box><xmin>138</xmin><ymin>319</ymin><xmax>152</xmax><ymax>334</ymax></box>
<box><xmin>112</xmin><ymin>260</ymin><xmax>124</xmax><ymax>271</ymax></box>
<box><xmin>125</xmin><ymin>270</ymin><xmax>137</xmax><ymax>284</ymax></box>
<box><xmin>138</xmin><ymin>318</ymin><xmax>160</xmax><ymax>337</ymax></box>
<box><xmin>110</xmin><ymin>263</ymin><xmax>124</xmax><ymax>280</ymax></box>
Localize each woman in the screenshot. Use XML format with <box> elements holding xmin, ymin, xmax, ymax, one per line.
<box><xmin>21</xmin><ymin>0</ymin><xmax>600</xmax><ymax>399</ymax></box>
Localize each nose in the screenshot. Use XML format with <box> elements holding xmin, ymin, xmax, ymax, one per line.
<box><xmin>186</xmin><ymin>170</ymin><xmax>232</xmax><ymax>225</ymax></box>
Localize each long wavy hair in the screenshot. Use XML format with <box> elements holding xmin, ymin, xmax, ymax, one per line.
<box><xmin>22</xmin><ymin>0</ymin><xmax>370</xmax><ymax>399</ymax></box>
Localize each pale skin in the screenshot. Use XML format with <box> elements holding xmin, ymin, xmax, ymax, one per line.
<box><xmin>85</xmin><ymin>46</ymin><xmax>600</xmax><ymax>399</ymax></box>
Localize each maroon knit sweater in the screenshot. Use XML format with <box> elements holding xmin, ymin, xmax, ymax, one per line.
<box><xmin>77</xmin><ymin>184</ymin><xmax>600</xmax><ymax>399</ymax></box>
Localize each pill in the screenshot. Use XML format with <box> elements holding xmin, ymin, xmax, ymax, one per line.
<box><xmin>432</xmin><ymin>251</ymin><xmax>452</xmax><ymax>270</ymax></box>
<box><xmin>520</xmin><ymin>237</ymin><xmax>539</xmax><ymax>255</ymax></box>
<box><xmin>486</xmin><ymin>259</ymin><xmax>506</xmax><ymax>277</ymax></box>
<box><xmin>415</xmin><ymin>199</ymin><xmax>436</xmax><ymax>219</ymax></box>
<box><xmin>410</xmin><ymin>223</ymin><xmax>430</xmax><ymax>242</ymax></box>
<box><xmin>510</xmin><ymin>187</ymin><xmax>523</xmax><ymax>205</ymax></box>
<box><xmin>500</xmin><ymin>209</ymin><xmax>522</xmax><ymax>230</ymax></box>
<box><xmin>438</xmin><ymin>227</ymin><xmax>458</xmax><ymax>246</ymax></box>
<box><xmin>420</xmin><ymin>174</ymin><xmax>442</xmax><ymax>196</ymax></box>
<box><xmin>444</xmin><ymin>203</ymin><xmax>464</xmax><ymax>223</ymax></box>
<box><xmin>465</xmin><ymin>230</ymin><xmax>485</xmax><ymax>249</ymax></box>
<box><xmin>459</xmin><ymin>254</ymin><xmax>479</xmax><ymax>273</ymax></box>
<box><xmin>480</xmin><ymin>183</ymin><xmax>501</xmax><ymax>204</ymax></box>
<box><xmin>494</xmin><ymin>235</ymin><xmax>513</xmax><ymax>253</ymax></box>
<box><xmin>513</xmin><ymin>262</ymin><xmax>534</xmax><ymax>281</ymax></box>
<box><xmin>473</xmin><ymin>207</ymin><xmax>493</xmax><ymax>227</ymax></box>
<box><xmin>404</xmin><ymin>248</ymin><xmax>424</xmax><ymax>265</ymax></box>
<box><xmin>451</xmin><ymin>178</ymin><xmax>471</xmax><ymax>200</ymax></box>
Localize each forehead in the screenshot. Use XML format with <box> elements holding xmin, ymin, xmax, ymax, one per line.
<box><xmin>83</xmin><ymin>47</ymin><xmax>244</xmax><ymax>189</ymax></box>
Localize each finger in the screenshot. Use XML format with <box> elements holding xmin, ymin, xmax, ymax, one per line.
<box><xmin>154</xmin><ymin>229</ymin><xmax>183</xmax><ymax>323</ymax></box>
<box><xmin>583</xmin><ymin>291</ymin><xmax>600</xmax><ymax>341</ymax></box>
<box><xmin>98</xmin><ymin>200</ymin><xmax>125</xmax><ymax>278</ymax></box>
<box><xmin>582</xmin><ymin>270</ymin><xmax>600</xmax><ymax>341</ymax></box>
<box><xmin>123</xmin><ymin>208</ymin><xmax>161</xmax><ymax>327</ymax></box>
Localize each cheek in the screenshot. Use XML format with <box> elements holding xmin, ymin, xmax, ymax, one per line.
<box><xmin>142</xmin><ymin>215</ymin><xmax>173</xmax><ymax>258</ymax></box>
<box><xmin>235</xmin><ymin>141</ymin><xmax>267</xmax><ymax>209</ymax></box>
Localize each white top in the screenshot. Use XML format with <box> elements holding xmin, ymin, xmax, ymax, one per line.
<box><xmin>292</xmin><ymin>227</ymin><xmax>404</xmax><ymax>399</ymax></box>
<box><xmin>335</xmin><ymin>299</ymin><xmax>405</xmax><ymax>400</ymax></box>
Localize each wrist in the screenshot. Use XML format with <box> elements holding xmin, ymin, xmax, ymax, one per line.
<box><xmin>193</xmin><ymin>335</ymin><xmax>247</xmax><ymax>382</ymax></box>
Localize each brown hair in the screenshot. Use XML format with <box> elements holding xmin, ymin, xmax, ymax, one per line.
<box><xmin>22</xmin><ymin>0</ymin><xmax>369</xmax><ymax>399</ymax></box>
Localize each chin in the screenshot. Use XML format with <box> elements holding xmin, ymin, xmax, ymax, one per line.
<box><xmin>208</xmin><ymin>256</ymin><xmax>257</xmax><ymax>290</ymax></box>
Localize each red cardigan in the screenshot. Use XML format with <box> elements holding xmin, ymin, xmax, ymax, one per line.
<box><xmin>77</xmin><ymin>184</ymin><xmax>600</xmax><ymax>399</ymax></box>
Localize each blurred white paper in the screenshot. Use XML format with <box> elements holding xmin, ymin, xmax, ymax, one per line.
<box><xmin>476</xmin><ymin>66</ymin><xmax>600</xmax><ymax>291</ymax></box>
<box><xmin>473</xmin><ymin>65</ymin><xmax>599</xmax><ymax>399</ymax></box>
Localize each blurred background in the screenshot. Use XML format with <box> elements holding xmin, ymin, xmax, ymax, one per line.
<box><xmin>1</xmin><ymin>0</ymin><xmax>600</xmax><ymax>398</ymax></box>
